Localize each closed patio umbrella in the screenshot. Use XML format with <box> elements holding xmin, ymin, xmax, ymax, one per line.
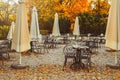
<box><xmin>30</xmin><ymin>6</ymin><xmax>41</xmax><ymax>41</ymax></box>
<box><xmin>11</xmin><ymin>0</ymin><xmax>30</xmax><ymax>66</ymax></box>
<box><xmin>52</xmin><ymin>13</ymin><xmax>61</xmax><ymax>36</ymax></box>
<box><xmin>105</xmin><ymin>0</ymin><xmax>120</xmax><ymax>66</ymax></box>
<box><xmin>73</xmin><ymin>16</ymin><xmax>80</xmax><ymax>36</ymax></box>
<box><xmin>7</xmin><ymin>22</ymin><xmax>15</xmax><ymax>40</ymax></box>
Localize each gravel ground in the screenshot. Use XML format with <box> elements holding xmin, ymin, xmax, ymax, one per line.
<box><xmin>0</xmin><ymin>44</ymin><xmax>120</xmax><ymax>80</ymax></box>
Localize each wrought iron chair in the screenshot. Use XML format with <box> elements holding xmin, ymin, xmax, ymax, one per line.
<box><xmin>30</xmin><ymin>40</ymin><xmax>49</xmax><ymax>54</ymax></box>
<box><xmin>62</xmin><ymin>44</ymin><xmax>76</xmax><ymax>70</ymax></box>
<box><xmin>0</xmin><ymin>40</ymin><xmax>10</xmax><ymax>64</ymax></box>
<box><xmin>74</xmin><ymin>41</ymin><xmax>92</xmax><ymax>72</ymax></box>
<box><xmin>99</xmin><ymin>38</ymin><xmax>106</xmax><ymax>48</ymax></box>
<box><xmin>86</xmin><ymin>40</ymin><xmax>99</xmax><ymax>54</ymax></box>
<box><xmin>80</xmin><ymin>47</ymin><xmax>91</xmax><ymax>72</ymax></box>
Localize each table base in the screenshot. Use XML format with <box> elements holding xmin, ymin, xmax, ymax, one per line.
<box><xmin>70</xmin><ymin>62</ymin><xmax>85</xmax><ymax>70</ymax></box>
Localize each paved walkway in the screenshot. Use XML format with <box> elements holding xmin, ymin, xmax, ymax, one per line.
<box><xmin>0</xmin><ymin>44</ymin><xmax>120</xmax><ymax>80</ymax></box>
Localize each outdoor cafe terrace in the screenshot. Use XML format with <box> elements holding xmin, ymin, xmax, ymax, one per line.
<box><xmin>0</xmin><ymin>0</ymin><xmax>120</xmax><ymax>80</ymax></box>
<box><xmin>0</xmin><ymin>35</ymin><xmax>120</xmax><ymax>80</ymax></box>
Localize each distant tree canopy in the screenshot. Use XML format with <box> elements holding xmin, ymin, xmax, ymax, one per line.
<box><xmin>89</xmin><ymin>0</ymin><xmax>110</xmax><ymax>15</ymax></box>
<box><xmin>0</xmin><ymin>0</ymin><xmax>110</xmax><ymax>38</ymax></box>
<box><xmin>0</xmin><ymin>2</ymin><xmax>17</xmax><ymax>25</ymax></box>
<box><xmin>54</xmin><ymin>0</ymin><xmax>89</xmax><ymax>22</ymax></box>
<box><xmin>27</xmin><ymin>0</ymin><xmax>89</xmax><ymax>33</ymax></box>
<box><xmin>0</xmin><ymin>1</ymin><xmax>17</xmax><ymax>39</ymax></box>
<box><xmin>78</xmin><ymin>12</ymin><xmax>107</xmax><ymax>35</ymax></box>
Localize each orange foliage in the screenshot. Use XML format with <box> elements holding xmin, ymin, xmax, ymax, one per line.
<box><xmin>55</xmin><ymin>0</ymin><xmax>89</xmax><ymax>22</ymax></box>
<box><xmin>88</xmin><ymin>1</ymin><xmax>110</xmax><ymax>15</ymax></box>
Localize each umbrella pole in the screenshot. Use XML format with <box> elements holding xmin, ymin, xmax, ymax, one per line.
<box><xmin>11</xmin><ymin>52</ymin><xmax>28</xmax><ymax>69</ymax></box>
<box><xmin>106</xmin><ymin>51</ymin><xmax>120</xmax><ymax>69</ymax></box>
<box><xmin>20</xmin><ymin>53</ymin><xmax>21</xmax><ymax>64</ymax></box>
<box><xmin>115</xmin><ymin>52</ymin><xmax>118</xmax><ymax>64</ymax></box>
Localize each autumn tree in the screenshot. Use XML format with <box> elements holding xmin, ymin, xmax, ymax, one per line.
<box><xmin>78</xmin><ymin>0</ymin><xmax>110</xmax><ymax>35</ymax></box>
<box><xmin>90</xmin><ymin>0</ymin><xmax>110</xmax><ymax>15</ymax></box>
<box><xmin>26</xmin><ymin>0</ymin><xmax>59</xmax><ymax>21</ymax></box>
<box><xmin>0</xmin><ymin>1</ymin><xmax>17</xmax><ymax>25</ymax></box>
<box><xmin>26</xmin><ymin>0</ymin><xmax>61</xmax><ymax>32</ymax></box>
<box><xmin>0</xmin><ymin>1</ymin><xmax>17</xmax><ymax>38</ymax></box>
<box><xmin>54</xmin><ymin>0</ymin><xmax>89</xmax><ymax>31</ymax></box>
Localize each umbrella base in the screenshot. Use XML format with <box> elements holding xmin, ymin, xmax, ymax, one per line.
<box><xmin>106</xmin><ymin>49</ymin><xmax>117</xmax><ymax>52</ymax></box>
<box><xmin>106</xmin><ymin>64</ymin><xmax>120</xmax><ymax>69</ymax></box>
<box><xmin>11</xmin><ymin>63</ymin><xmax>29</xmax><ymax>69</ymax></box>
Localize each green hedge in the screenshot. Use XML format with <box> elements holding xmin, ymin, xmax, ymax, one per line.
<box><xmin>78</xmin><ymin>12</ymin><xmax>107</xmax><ymax>35</ymax></box>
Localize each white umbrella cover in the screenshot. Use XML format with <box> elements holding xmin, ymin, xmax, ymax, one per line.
<box><xmin>11</xmin><ymin>0</ymin><xmax>30</xmax><ymax>64</ymax></box>
<box><xmin>105</xmin><ymin>0</ymin><xmax>120</xmax><ymax>64</ymax></box>
<box><xmin>52</xmin><ymin>13</ymin><xmax>61</xmax><ymax>36</ymax></box>
<box><xmin>73</xmin><ymin>16</ymin><xmax>80</xmax><ymax>36</ymax></box>
<box><xmin>30</xmin><ymin>6</ymin><xmax>41</xmax><ymax>40</ymax></box>
<box><xmin>105</xmin><ymin>0</ymin><xmax>120</xmax><ymax>50</ymax></box>
<box><xmin>7</xmin><ymin>22</ymin><xmax>15</xmax><ymax>40</ymax></box>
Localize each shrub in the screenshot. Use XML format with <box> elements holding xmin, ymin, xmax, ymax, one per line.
<box><xmin>78</xmin><ymin>12</ymin><xmax>107</xmax><ymax>35</ymax></box>
<box><xmin>0</xmin><ymin>25</ymin><xmax>9</xmax><ymax>39</ymax></box>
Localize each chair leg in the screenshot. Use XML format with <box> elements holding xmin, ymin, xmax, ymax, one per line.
<box><xmin>0</xmin><ymin>55</ymin><xmax>4</xmax><ymax>65</ymax></box>
<box><xmin>31</xmin><ymin>48</ymin><xmax>33</xmax><ymax>52</ymax></box>
<box><xmin>46</xmin><ymin>48</ymin><xmax>49</xmax><ymax>53</ymax></box>
<box><xmin>7</xmin><ymin>52</ymin><xmax>10</xmax><ymax>59</ymax></box>
<box><xmin>88</xmin><ymin>57</ymin><xmax>91</xmax><ymax>67</ymax></box>
<box><xmin>2</xmin><ymin>57</ymin><xmax>4</xmax><ymax>65</ymax></box>
<box><xmin>73</xmin><ymin>57</ymin><xmax>76</xmax><ymax>63</ymax></box>
<box><xmin>6</xmin><ymin>46</ymin><xmax>11</xmax><ymax>59</ymax></box>
<box><xmin>87</xmin><ymin>57</ymin><xmax>91</xmax><ymax>72</ymax></box>
<box><xmin>62</xmin><ymin>57</ymin><xmax>67</xmax><ymax>71</ymax></box>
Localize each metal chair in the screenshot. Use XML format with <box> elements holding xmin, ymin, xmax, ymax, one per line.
<box><xmin>30</xmin><ymin>41</ymin><xmax>37</xmax><ymax>52</ymax></box>
<box><xmin>30</xmin><ymin>40</ymin><xmax>49</xmax><ymax>54</ymax></box>
<box><xmin>0</xmin><ymin>40</ymin><xmax>10</xmax><ymax>64</ymax></box>
<box><xmin>86</xmin><ymin>40</ymin><xmax>98</xmax><ymax>54</ymax></box>
<box><xmin>99</xmin><ymin>38</ymin><xmax>106</xmax><ymax>48</ymax></box>
<box><xmin>80</xmin><ymin>47</ymin><xmax>91</xmax><ymax>72</ymax></box>
<box><xmin>62</xmin><ymin>44</ymin><xmax>76</xmax><ymax>70</ymax></box>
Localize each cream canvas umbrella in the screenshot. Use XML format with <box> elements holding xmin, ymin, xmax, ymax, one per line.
<box><xmin>52</xmin><ymin>13</ymin><xmax>61</xmax><ymax>36</ymax></box>
<box><xmin>73</xmin><ymin>16</ymin><xmax>80</xmax><ymax>36</ymax></box>
<box><xmin>11</xmin><ymin>0</ymin><xmax>30</xmax><ymax>65</ymax></box>
<box><xmin>105</xmin><ymin>0</ymin><xmax>120</xmax><ymax>65</ymax></box>
<box><xmin>7</xmin><ymin>22</ymin><xmax>15</xmax><ymax>40</ymax></box>
<box><xmin>30</xmin><ymin>6</ymin><xmax>41</xmax><ymax>41</ymax></box>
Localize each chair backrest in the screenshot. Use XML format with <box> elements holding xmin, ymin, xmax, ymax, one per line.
<box><xmin>80</xmin><ymin>47</ymin><xmax>91</xmax><ymax>55</ymax></box>
<box><xmin>30</xmin><ymin>41</ymin><xmax>39</xmax><ymax>48</ymax></box>
<box><xmin>0</xmin><ymin>40</ymin><xmax>10</xmax><ymax>52</ymax></box>
<box><xmin>63</xmin><ymin>45</ymin><xmax>76</xmax><ymax>56</ymax></box>
<box><xmin>78</xmin><ymin>41</ymin><xmax>87</xmax><ymax>46</ymax></box>
<box><xmin>86</xmin><ymin>40</ymin><xmax>98</xmax><ymax>48</ymax></box>
<box><xmin>68</xmin><ymin>41</ymin><xmax>77</xmax><ymax>45</ymax></box>
<box><xmin>0</xmin><ymin>40</ymin><xmax>10</xmax><ymax>47</ymax></box>
<box><xmin>100</xmin><ymin>38</ymin><xmax>106</xmax><ymax>44</ymax></box>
